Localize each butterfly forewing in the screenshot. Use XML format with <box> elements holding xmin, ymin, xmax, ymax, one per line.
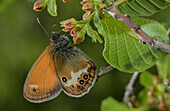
<box><xmin>23</xmin><ymin>45</ymin><xmax>62</xmax><ymax>103</ymax></box>
<box><xmin>54</xmin><ymin>47</ymin><xmax>96</xmax><ymax>97</ymax></box>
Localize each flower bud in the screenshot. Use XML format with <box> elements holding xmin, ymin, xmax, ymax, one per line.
<box><xmin>83</xmin><ymin>11</ymin><xmax>91</xmax><ymax>20</ymax></box>
<box><xmin>70</xmin><ymin>28</ymin><xmax>86</xmax><ymax>44</ymax></box>
<box><xmin>60</xmin><ymin>18</ymin><xmax>77</xmax><ymax>32</ymax></box>
<box><xmin>33</xmin><ymin>1</ymin><xmax>46</xmax><ymax>11</ymax></box>
<box><xmin>81</xmin><ymin>1</ymin><xmax>94</xmax><ymax>11</ymax></box>
<box><xmin>159</xmin><ymin>102</ymin><xmax>167</xmax><ymax>111</ymax></box>
<box><xmin>81</xmin><ymin>1</ymin><xmax>88</xmax><ymax>5</ymax></box>
<box><xmin>62</xmin><ymin>28</ymin><xmax>72</xmax><ymax>32</ymax></box>
<box><xmin>70</xmin><ymin>28</ymin><xmax>78</xmax><ymax>36</ymax></box>
<box><xmin>73</xmin><ymin>32</ymin><xmax>85</xmax><ymax>44</ymax></box>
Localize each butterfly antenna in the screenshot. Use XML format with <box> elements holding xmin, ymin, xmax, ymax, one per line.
<box><xmin>51</xmin><ymin>24</ymin><xmax>62</xmax><ymax>34</ymax></box>
<box><xmin>37</xmin><ymin>18</ymin><xmax>50</xmax><ymax>37</ymax></box>
<box><xmin>52</xmin><ymin>24</ymin><xmax>56</xmax><ymax>32</ymax></box>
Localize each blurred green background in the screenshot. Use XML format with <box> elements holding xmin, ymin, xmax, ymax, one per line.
<box><xmin>0</xmin><ymin>0</ymin><xmax>169</xmax><ymax>111</ymax></box>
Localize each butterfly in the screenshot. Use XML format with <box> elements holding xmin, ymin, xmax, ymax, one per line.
<box><xmin>23</xmin><ymin>23</ymin><xmax>96</xmax><ymax>103</ymax></box>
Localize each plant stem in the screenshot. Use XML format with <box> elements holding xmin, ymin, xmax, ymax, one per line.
<box><xmin>123</xmin><ymin>72</ymin><xmax>140</xmax><ymax>108</ymax></box>
<box><xmin>97</xmin><ymin>65</ymin><xmax>114</xmax><ymax>77</ymax></box>
<box><xmin>114</xmin><ymin>0</ymin><xmax>127</xmax><ymax>7</ymax></box>
<box><xmin>104</xmin><ymin>4</ymin><xmax>170</xmax><ymax>53</ymax></box>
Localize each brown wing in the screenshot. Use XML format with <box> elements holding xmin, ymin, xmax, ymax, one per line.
<box><xmin>23</xmin><ymin>45</ymin><xmax>62</xmax><ymax>103</ymax></box>
<box><xmin>54</xmin><ymin>47</ymin><xmax>96</xmax><ymax>97</ymax></box>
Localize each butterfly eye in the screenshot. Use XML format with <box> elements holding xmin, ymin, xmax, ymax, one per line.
<box><xmin>62</xmin><ymin>77</ymin><xmax>67</xmax><ymax>82</ymax></box>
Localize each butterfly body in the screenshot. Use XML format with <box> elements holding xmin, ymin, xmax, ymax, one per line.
<box><xmin>23</xmin><ymin>32</ymin><xmax>96</xmax><ymax>103</ymax></box>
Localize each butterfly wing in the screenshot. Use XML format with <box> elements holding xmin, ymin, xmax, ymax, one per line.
<box><xmin>23</xmin><ymin>45</ymin><xmax>62</xmax><ymax>103</ymax></box>
<box><xmin>54</xmin><ymin>47</ymin><xmax>96</xmax><ymax>97</ymax></box>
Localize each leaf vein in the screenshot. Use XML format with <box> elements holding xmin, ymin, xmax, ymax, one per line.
<box><xmin>103</xmin><ymin>17</ymin><xmax>139</xmax><ymax>40</ymax></box>
<box><xmin>115</xmin><ymin>27</ymin><xmax>121</xmax><ymax>67</ymax></box>
<box><xmin>132</xmin><ymin>39</ymin><xmax>150</xmax><ymax>65</ymax></box>
<box><xmin>123</xmin><ymin>33</ymin><xmax>139</xmax><ymax>70</ymax></box>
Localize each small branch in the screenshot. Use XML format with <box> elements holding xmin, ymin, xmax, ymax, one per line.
<box><xmin>104</xmin><ymin>4</ymin><xmax>170</xmax><ymax>53</ymax></box>
<box><xmin>114</xmin><ymin>0</ymin><xmax>127</xmax><ymax>7</ymax></box>
<box><xmin>123</xmin><ymin>72</ymin><xmax>140</xmax><ymax>108</ymax></box>
<box><xmin>97</xmin><ymin>65</ymin><xmax>114</xmax><ymax>77</ymax></box>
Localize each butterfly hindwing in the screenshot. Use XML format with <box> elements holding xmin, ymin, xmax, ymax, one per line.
<box><xmin>23</xmin><ymin>45</ymin><xmax>62</xmax><ymax>103</ymax></box>
<box><xmin>54</xmin><ymin>47</ymin><xmax>96</xmax><ymax>97</ymax></box>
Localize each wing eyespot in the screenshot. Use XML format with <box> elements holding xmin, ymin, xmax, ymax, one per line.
<box><xmin>33</xmin><ymin>89</ymin><xmax>36</xmax><ymax>92</ymax></box>
<box><xmin>30</xmin><ymin>88</ymin><xmax>40</xmax><ymax>93</ymax></box>
<box><xmin>62</xmin><ymin>77</ymin><xmax>67</xmax><ymax>83</ymax></box>
<box><xmin>76</xmin><ymin>84</ymin><xmax>84</xmax><ymax>89</ymax></box>
<box><xmin>71</xmin><ymin>84</ymin><xmax>75</xmax><ymax>88</ymax></box>
<box><xmin>82</xmin><ymin>73</ymin><xmax>89</xmax><ymax>80</ymax></box>
<box><xmin>78</xmin><ymin>79</ymin><xmax>85</xmax><ymax>85</ymax></box>
<box><xmin>87</xmin><ymin>69</ymin><xmax>91</xmax><ymax>73</ymax></box>
<box><xmin>80</xmin><ymin>80</ymin><xmax>84</xmax><ymax>85</ymax></box>
<box><xmin>77</xmin><ymin>85</ymin><xmax>81</xmax><ymax>89</ymax></box>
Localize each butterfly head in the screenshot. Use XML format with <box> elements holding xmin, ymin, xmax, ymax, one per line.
<box><xmin>50</xmin><ymin>31</ymin><xmax>61</xmax><ymax>43</ymax></box>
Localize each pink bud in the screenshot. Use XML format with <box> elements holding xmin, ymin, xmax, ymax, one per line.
<box><xmin>60</xmin><ymin>18</ymin><xmax>77</xmax><ymax>31</ymax></box>
<box><xmin>81</xmin><ymin>1</ymin><xmax>94</xmax><ymax>11</ymax></box>
<box><xmin>33</xmin><ymin>1</ymin><xmax>46</xmax><ymax>11</ymax></box>
<box><xmin>83</xmin><ymin>11</ymin><xmax>90</xmax><ymax>20</ymax></box>
<box><xmin>62</xmin><ymin>28</ymin><xmax>72</xmax><ymax>32</ymax></box>
<box><xmin>81</xmin><ymin>1</ymin><xmax>89</xmax><ymax>5</ymax></box>
<box><xmin>70</xmin><ymin>28</ymin><xmax>77</xmax><ymax>36</ymax></box>
<box><xmin>70</xmin><ymin>28</ymin><xmax>85</xmax><ymax>44</ymax></box>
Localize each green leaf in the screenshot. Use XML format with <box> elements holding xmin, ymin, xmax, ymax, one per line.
<box><xmin>101</xmin><ymin>97</ymin><xmax>129</xmax><ymax>111</ymax></box>
<box><xmin>94</xmin><ymin>5</ymin><xmax>100</xmax><ymax>23</ymax></box>
<box><xmin>47</xmin><ymin>0</ymin><xmax>57</xmax><ymax>16</ymax></box>
<box><xmin>140</xmin><ymin>71</ymin><xmax>155</xmax><ymax>87</ymax></box>
<box><xmin>94</xmin><ymin>13</ymin><xmax>169</xmax><ymax>73</ymax></box>
<box><xmin>86</xmin><ymin>22</ymin><xmax>97</xmax><ymax>42</ymax></box>
<box><xmin>156</xmin><ymin>54</ymin><xmax>170</xmax><ymax>79</ymax></box>
<box><xmin>93</xmin><ymin>30</ymin><xmax>103</xmax><ymax>43</ymax></box>
<box><xmin>86</xmin><ymin>22</ymin><xmax>103</xmax><ymax>43</ymax></box>
<box><xmin>137</xmin><ymin>89</ymin><xmax>149</xmax><ymax>106</ymax></box>
<box><xmin>116</xmin><ymin>0</ymin><xmax>170</xmax><ymax>17</ymax></box>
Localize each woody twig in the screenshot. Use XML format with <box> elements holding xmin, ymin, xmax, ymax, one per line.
<box><xmin>104</xmin><ymin>2</ymin><xmax>170</xmax><ymax>53</ymax></box>
<box><xmin>123</xmin><ymin>72</ymin><xmax>140</xmax><ymax>108</ymax></box>
<box><xmin>97</xmin><ymin>65</ymin><xmax>114</xmax><ymax>77</ymax></box>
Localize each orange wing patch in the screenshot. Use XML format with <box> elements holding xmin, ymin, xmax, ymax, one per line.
<box><xmin>23</xmin><ymin>45</ymin><xmax>62</xmax><ymax>103</ymax></box>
